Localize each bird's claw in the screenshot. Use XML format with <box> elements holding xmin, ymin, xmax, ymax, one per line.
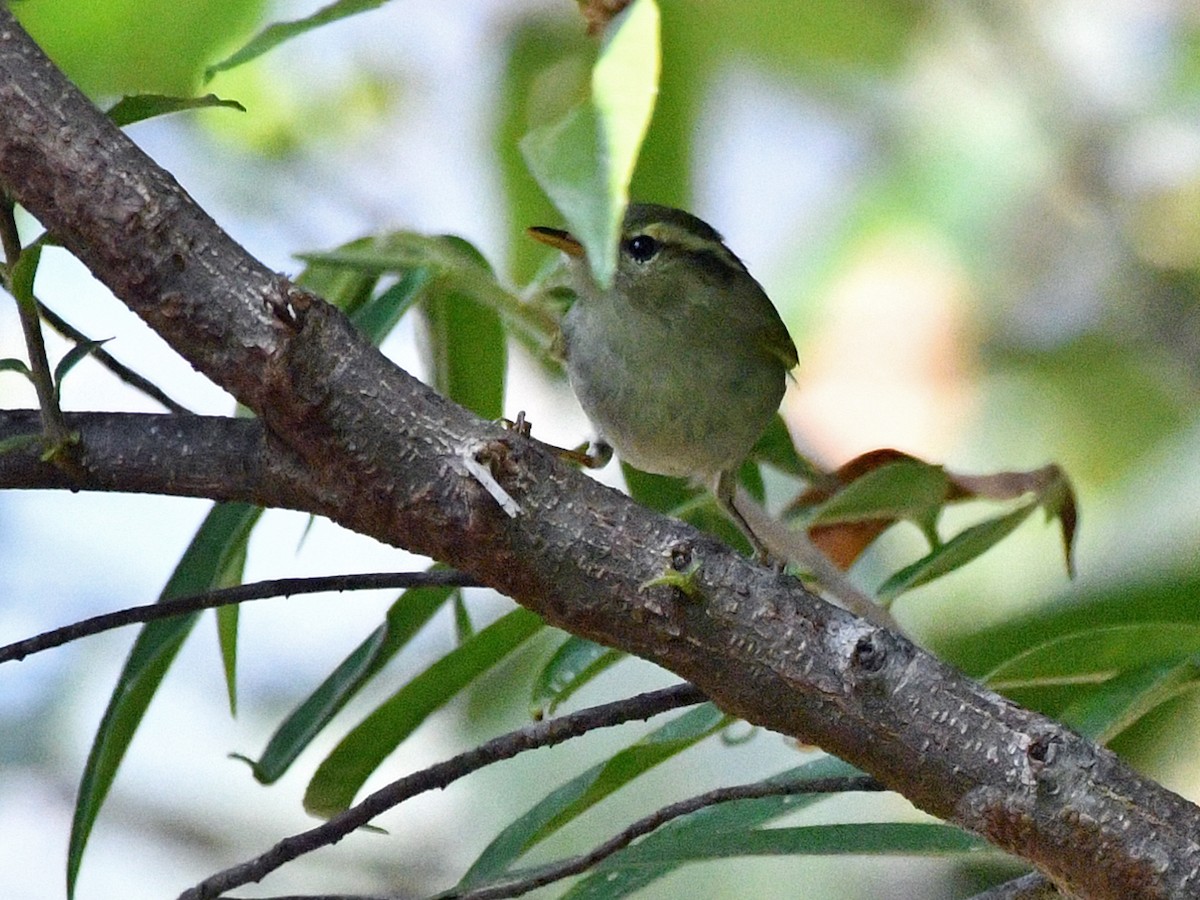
<box><xmin>499</xmin><ymin>412</ymin><xmax>612</xmax><ymax>469</ymax></box>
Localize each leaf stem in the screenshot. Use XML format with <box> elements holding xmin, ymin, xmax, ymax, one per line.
<box><xmin>0</xmin><ymin>198</ymin><xmax>78</xmax><ymax>464</ymax></box>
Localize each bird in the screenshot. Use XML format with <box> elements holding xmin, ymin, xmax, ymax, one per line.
<box><xmin>528</xmin><ymin>202</ymin><xmax>798</xmax><ymax>559</ymax></box>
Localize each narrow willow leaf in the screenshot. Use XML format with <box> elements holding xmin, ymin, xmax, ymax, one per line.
<box><xmin>217</xmin><ymin>604</ymin><xmax>239</xmax><ymax>715</ymax></box>
<box><xmin>530</xmin><ymin>635</ymin><xmax>625</xmax><ymax>718</ymax></box>
<box><xmin>304</xmin><ymin>608</ymin><xmax>543</xmax><ymax>818</ymax></box>
<box><xmin>298</xmin><ymin>234</ymin><xmax>557</xmax><ymax>353</ymax></box>
<box><xmin>205</xmin><ymin>0</ymin><xmax>388</xmax><ymax>80</ymax></box>
<box><xmin>11</xmin><ymin>242</ymin><xmax>41</xmax><ymax>303</ymax></box>
<box><xmin>453</xmin><ymin>592</ymin><xmax>475</xmax><ymax>644</ymax></box>
<box><xmin>249</xmin><ymin>582</ymin><xmax>456</xmax><ymax>784</ymax></box>
<box><xmin>215</xmin><ymin>537</ymin><xmax>250</xmax><ymax>716</ymax></box>
<box><xmin>52</xmin><ymin>338</ymin><xmax>109</xmax><ymax>384</ymax></box>
<box><xmin>422</xmin><ymin>277</ymin><xmax>506</xmax><ymax>419</ymax></box>
<box><xmin>934</xmin><ymin>562</ymin><xmax>1200</xmax><ymax>682</ymax></box>
<box><xmin>622</xmin><ymin>464</ymin><xmax>750</xmax><ymax>553</ymax></box>
<box><xmin>497</xmin><ymin>18</ymin><xmax>589</xmax><ymax>286</ymax></box>
<box><xmin>877</xmin><ymin>500</ymin><xmax>1039</xmax><ymax>602</ymax></box>
<box><xmin>459</xmin><ymin>702</ymin><xmax>726</xmax><ymax>890</ymax></box>
<box><xmin>520</xmin><ymin>105</ymin><xmax>609</xmax><ymax>274</ymax></box>
<box><xmin>947</xmin><ymin>462</ymin><xmax>1079</xmax><ymax>578</ymax></box>
<box><xmin>68</xmin><ymin>503</ymin><xmax>261</xmax><ymax>899</ymax></box>
<box><xmin>351</xmin><ymin>266</ymin><xmax>433</xmax><ymax>344</ymax></box>
<box><xmin>498</xmin><ymin>823</ymin><xmax>975</xmax><ymax>900</ymax></box>
<box><xmin>559</xmin><ymin>756</ymin><xmax>866</xmax><ymax>899</ymax></box>
<box><xmin>584</xmin><ymin>822</ymin><xmax>979</xmax><ymax>869</ymax></box>
<box><xmin>749</xmin><ymin>415</ymin><xmax>823</xmax><ymax>481</ymax></box>
<box><xmin>0</xmin><ymin>357</ymin><xmax>34</xmax><ymax>379</ymax></box>
<box><xmin>52</xmin><ymin>339</ymin><xmax>110</xmax><ymax>404</ymax></box>
<box><xmin>295</xmin><ymin>235</ymin><xmax>382</xmax><ymax>317</ymax></box>
<box><xmin>520</xmin><ymin>0</ymin><xmax>660</xmax><ymax>287</ymax></box>
<box><xmin>590</xmin><ymin>0</ymin><xmax>660</xmax><ymax>227</ymax></box>
<box><xmin>106</xmin><ymin>93</ymin><xmax>245</xmax><ymax>127</ymax></box>
<box><xmin>984</xmin><ymin>624</ymin><xmax>1200</xmax><ymax>691</ymax></box>
<box><xmin>1059</xmin><ymin>656</ymin><xmax>1200</xmax><ymax>744</ymax></box>
<box><xmin>621</xmin><ymin>463</ymin><xmax>695</xmax><ymax>514</ymax></box>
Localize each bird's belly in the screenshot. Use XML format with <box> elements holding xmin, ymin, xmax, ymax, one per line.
<box><xmin>564</xmin><ymin>313</ymin><xmax>783</xmax><ymax>479</ymax></box>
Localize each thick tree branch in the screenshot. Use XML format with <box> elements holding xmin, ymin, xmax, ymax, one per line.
<box><xmin>1</xmin><ymin>12</ymin><xmax>1198</xmax><ymax>899</ymax></box>
<box><xmin>0</xmin><ymin>409</ymin><xmax>325</xmax><ymax>506</ymax></box>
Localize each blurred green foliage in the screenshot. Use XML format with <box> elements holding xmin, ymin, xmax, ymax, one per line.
<box><xmin>9</xmin><ymin>1</ymin><xmax>1200</xmax><ymax>898</ymax></box>
<box><xmin>13</xmin><ymin>0</ymin><xmax>266</xmax><ymax>95</ymax></box>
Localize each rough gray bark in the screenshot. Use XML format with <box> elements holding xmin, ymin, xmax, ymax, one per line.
<box><xmin>2</xmin><ymin>10</ymin><xmax>1199</xmax><ymax>899</ymax></box>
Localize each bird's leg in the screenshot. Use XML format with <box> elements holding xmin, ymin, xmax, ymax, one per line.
<box><xmin>714</xmin><ymin>469</ymin><xmax>774</xmax><ymax>564</ymax></box>
<box><xmin>562</xmin><ymin>438</ymin><xmax>613</xmax><ymax>469</ymax></box>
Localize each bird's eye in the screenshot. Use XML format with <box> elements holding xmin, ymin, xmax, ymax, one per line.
<box><xmin>624</xmin><ymin>234</ymin><xmax>659</xmax><ymax>263</ymax></box>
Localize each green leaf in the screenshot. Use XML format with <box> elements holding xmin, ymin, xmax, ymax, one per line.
<box><xmin>984</xmin><ymin>623</ymin><xmax>1200</xmax><ymax>693</ymax></box>
<box><xmin>574</xmin><ymin>823</ymin><xmax>978</xmax><ymax>877</ymax></box>
<box><xmin>877</xmin><ymin>500</ymin><xmax>1038</xmax><ymax>602</ymax></box>
<box><xmin>0</xmin><ymin>358</ymin><xmax>34</xmax><ymax>380</ymax></box>
<box><xmin>622</xmin><ymin>464</ymin><xmax>749</xmax><ymax>554</ymax></box>
<box><xmin>453</xmin><ymin>591</ymin><xmax>475</xmax><ymax>644</ymax></box>
<box><xmin>590</xmin><ymin>0</ymin><xmax>660</xmax><ymax>232</ymax></box>
<box><xmin>520</xmin><ymin>0</ymin><xmax>660</xmax><ymax>287</ymax></box>
<box><xmin>68</xmin><ymin>502</ymin><xmax>261</xmax><ymax>899</ymax></box>
<box><xmin>530</xmin><ymin>636</ymin><xmax>625</xmax><ymax>718</ymax></box>
<box><xmin>106</xmin><ymin>93</ymin><xmax>245</xmax><ymax>127</ymax></box>
<box><xmin>748</xmin><ymin>415</ymin><xmax>824</xmax><ymax>481</ymax></box>
<box><xmin>805</xmin><ymin>458</ymin><xmax>950</xmax><ymax>538</ymax></box>
<box><xmin>295</xmin><ymin>235</ymin><xmax>384</xmax><ymax>317</ymax></box>
<box><xmin>621</xmin><ymin>463</ymin><xmax>696</xmax><ymax>514</ymax></box>
<box><xmin>561</xmin><ymin>756</ymin><xmax>870</xmax><ymax>898</ymax></box>
<box><xmin>299</xmin><ymin>234</ymin><xmax>558</xmax><ymax>355</ymax></box>
<box><xmin>295</xmin><ymin>233</ymin><xmax>436</xmax><ymax>347</ymax></box>
<box><xmin>1059</xmin><ymin>655</ymin><xmax>1200</xmax><ymax>744</ymax></box>
<box><xmin>215</xmin><ymin>536</ymin><xmax>250</xmax><ymax>715</ymax></box>
<box><xmin>10</xmin><ymin>242</ymin><xmax>42</xmax><ymax>304</ymax></box>
<box><xmin>422</xmin><ymin>249</ymin><xmax>506</xmax><ymax>419</ymax></box>
<box><xmin>248</xmin><ymin>579</ymin><xmax>456</xmax><ymax>783</ymax></box>
<box><xmin>496</xmin><ymin>19</ymin><xmax>589</xmax><ymax>286</ymax></box>
<box><xmin>205</xmin><ymin>0</ymin><xmax>387</xmax><ymax>80</ymax></box>
<box><xmin>13</xmin><ymin>0</ymin><xmax>267</xmax><ymax>95</ymax></box>
<box><xmin>931</xmin><ymin>561</ymin><xmax>1200</xmax><ymax>680</ymax></box>
<box><xmin>52</xmin><ymin>338</ymin><xmax>111</xmax><ymax>405</ymax></box>
<box><xmin>459</xmin><ymin>702</ymin><xmax>727</xmax><ymax>890</ymax></box>
<box><xmin>304</xmin><ymin>607</ymin><xmax>544</xmax><ymax>817</ymax></box>
<box><xmin>351</xmin><ymin>266</ymin><xmax>433</xmax><ymax>344</ymax></box>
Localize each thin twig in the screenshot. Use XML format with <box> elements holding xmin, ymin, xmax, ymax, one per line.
<box><xmin>1</xmin><ymin>198</ymin><xmax>76</xmax><ymax>457</ymax></box>
<box><xmin>37</xmin><ymin>299</ymin><xmax>196</xmax><ymax>414</ymax></box>
<box><xmin>441</xmin><ymin>774</ymin><xmax>885</xmax><ymax>900</ymax></box>
<box><xmin>178</xmin><ymin>683</ymin><xmax>709</xmax><ymax>900</ymax></box>
<box><xmin>0</xmin><ymin>570</ymin><xmax>482</xmax><ymax>663</ymax></box>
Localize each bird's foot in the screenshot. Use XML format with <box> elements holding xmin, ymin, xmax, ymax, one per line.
<box><xmin>499</xmin><ymin>412</ymin><xmax>612</xmax><ymax>469</ymax></box>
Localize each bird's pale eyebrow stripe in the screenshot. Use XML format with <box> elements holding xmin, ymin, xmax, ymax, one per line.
<box><xmin>637</xmin><ymin>222</ymin><xmax>749</xmax><ymax>273</ymax></box>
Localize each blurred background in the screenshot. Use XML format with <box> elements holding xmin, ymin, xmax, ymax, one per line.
<box><xmin>1</xmin><ymin>1</ymin><xmax>1199</xmax><ymax>898</ymax></box>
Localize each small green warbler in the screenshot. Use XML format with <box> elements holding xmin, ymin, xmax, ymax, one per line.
<box><xmin>529</xmin><ymin>203</ymin><xmax>798</xmax><ymax>557</ymax></box>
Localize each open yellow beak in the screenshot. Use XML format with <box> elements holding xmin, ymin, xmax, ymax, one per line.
<box><xmin>527</xmin><ymin>225</ymin><xmax>585</xmax><ymax>258</ymax></box>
